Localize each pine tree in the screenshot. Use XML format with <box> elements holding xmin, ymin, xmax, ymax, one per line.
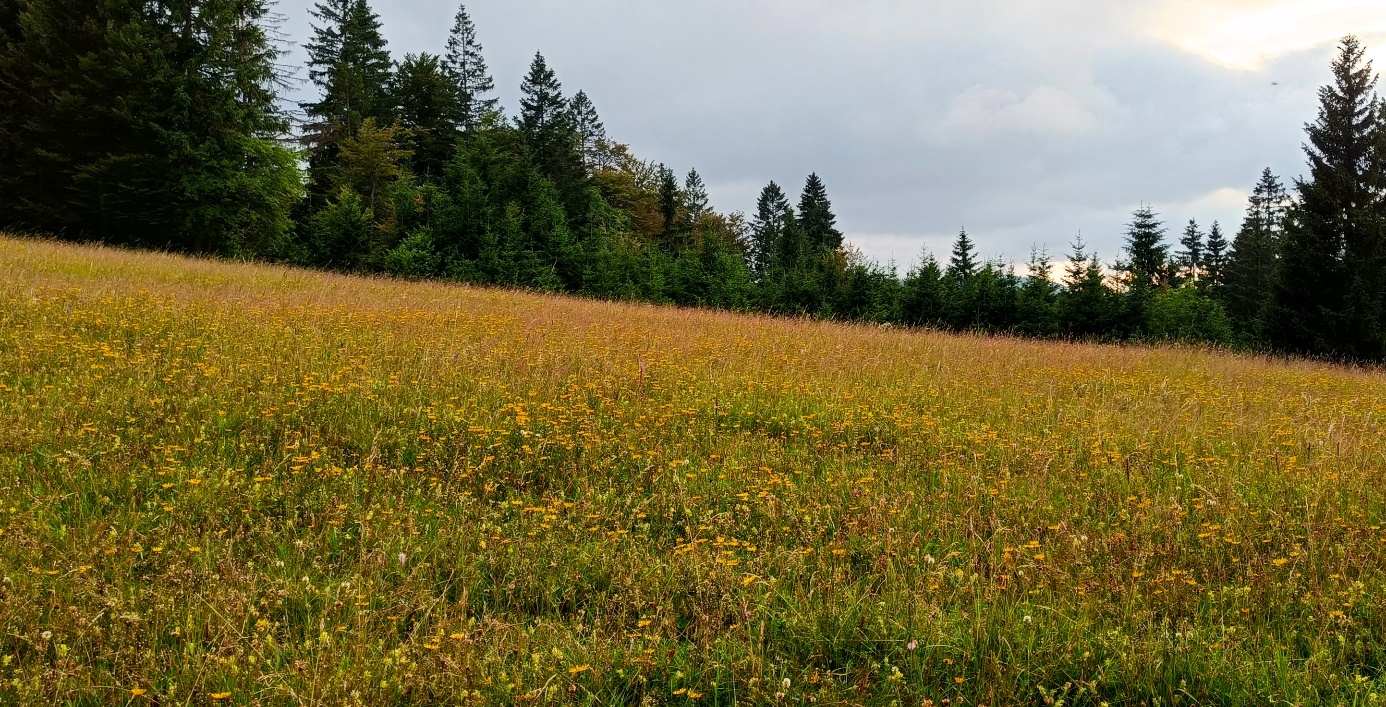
<box><xmin>947</xmin><ymin>229</ymin><xmax>978</xmax><ymax>284</ymax></box>
<box><xmin>392</xmin><ymin>53</ymin><xmax>461</xmax><ymax>180</ymax></box>
<box><xmin>798</xmin><ymin>173</ymin><xmax>843</xmax><ymax>251</ymax></box>
<box><xmin>443</xmin><ymin>3</ymin><xmax>497</xmax><ymax>131</ymax></box>
<box><xmin>1225</xmin><ymin>171</ymin><xmax>1288</xmax><ymax>337</ymax></box>
<box><xmin>1273</xmin><ymin>37</ymin><xmax>1386</xmax><ymax>358</ymax></box>
<box><xmin>1120</xmin><ymin>206</ymin><xmax>1170</xmax><ymax>289</ymax></box>
<box><xmin>1203</xmin><ymin>221</ymin><xmax>1229</xmax><ymax>289</ymax></box>
<box><xmin>750</xmin><ymin>181</ymin><xmax>790</xmax><ymax>275</ymax></box>
<box><xmin>1177</xmin><ymin>219</ymin><xmax>1204</xmax><ymax>282</ymax></box>
<box><xmin>302</xmin><ymin>0</ymin><xmax>395</xmax><ymax>155</ymax></box>
<box><xmin>569</xmin><ymin>90</ymin><xmax>605</xmax><ymax>168</ymax></box>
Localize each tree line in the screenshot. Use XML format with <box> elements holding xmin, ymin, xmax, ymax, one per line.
<box><xmin>2</xmin><ymin>2</ymin><xmax>1384</xmax><ymax>360</ymax></box>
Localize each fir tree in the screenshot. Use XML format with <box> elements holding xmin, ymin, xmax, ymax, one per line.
<box><xmin>1273</xmin><ymin>37</ymin><xmax>1385</xmax><ymax>358</ymax></box>
<box><xmin>902</xmin><ymin>252</ymin><xmax>946</xmax><ymax>326</ymax></box>
<box><xmin>1177</xmin><ymin>219</ymin><xmax>1204</xmax><ymax>282</ymax></box>
<box><xmin>518</xmin><ymin>53</ymin><xmax>570</xmax><ymax>155</ymax></box>
<box><xmin>750</xmin><ymin>181</ymin><xmax>790</xmax><ymax>275</ymax></box>
<box><xmin>798</xmin><ymin>173</ymin><xmax>843</xmax><ymax>251</ymax></box>
<box><xmin>443</xmin><ymin>3</ymin><xmax>497</xmax><ymax>131</ymax></box>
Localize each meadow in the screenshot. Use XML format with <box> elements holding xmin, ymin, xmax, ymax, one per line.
<box><xmin>2</xmin><ymin>235</ymin><xmax>1386</xmax><ymax>706</ymax></box>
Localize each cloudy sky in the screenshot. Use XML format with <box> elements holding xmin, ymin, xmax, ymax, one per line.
<box><xmin>275</xmin><ymin>0</ymin><xmax>1386</xmax><ymax>267</ymax></box>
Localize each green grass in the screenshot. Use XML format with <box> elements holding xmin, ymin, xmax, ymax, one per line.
<box><xmin>3</xmin><ymin>236</ymin><xmax>1386</xmax><ymax>706</ymax></box>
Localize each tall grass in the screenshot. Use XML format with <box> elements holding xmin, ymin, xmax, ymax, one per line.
<box><xmin>2</xmin><ymin>235</ymin><xmax>1386</xmax><ymax>705</ymax></box>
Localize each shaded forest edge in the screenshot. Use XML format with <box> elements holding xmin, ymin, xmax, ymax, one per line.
<box><xmin>2</xmin><ymin>1</ymin><xmax>1385</xmax><ymax>360</ymax></box>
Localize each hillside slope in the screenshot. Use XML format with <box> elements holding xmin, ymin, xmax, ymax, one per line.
<box><xmin>3</xmin><ymin>236</ymin><xmax>1386</xmax><ymax>705</ymax></box>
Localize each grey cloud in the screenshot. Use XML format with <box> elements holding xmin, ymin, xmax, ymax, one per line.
<box><xmin>275</xmin><ymin>0</ymin><xmax>1357</xmax><ymax>267</ymax></box>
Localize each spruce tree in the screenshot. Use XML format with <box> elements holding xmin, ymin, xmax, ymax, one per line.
<box><xmin>518</xmin><ymin>53</ymin><xmax>570</xmax><ymax>156</ymax></box>
<box><xmin>392</xmin><ymin>53</ymin><xmax>461</xmax><ymax>179</ymax></box>
<box><xmin>517</xmin><ymin>53</ymin><xmax>586</xmax><ymax>215</ymax></box>
<box><xmin>0</xmin><ymin>0</ymin><xmax>299</xmax><ymax>253</ymax></box>
<box><xmin>657</xmin><ymin>165</ymin><xmax>681</xmax><ymax>238</ymax></box>
<box><xmin>1272</xmin><ymin>37</ymin><xmax>1385</xmax><ymax>358</ymax></box>
<box><xmin>947</xmin><ymin>229</ymin><xmax>978</xmax><ymax>284</ymax></box>
<box><xmin>302</xmin><ymin>0</ymin><xmax>395</xmax><ymax>200</ymax></box>
<box><xmin>1120</xmin><ymin>206</ymin><xmax>1170</xmax><ymax>289</ymax></box>
<box><xmin>443</xmin><ymin>3</ymin><xmax>497</xmax><ymax>131</ymax></box>
<box><xmin>683</xmin><ymin>169</ymin><xmax>710</xmax><ymax>229</ymax></box>
<box><xmin>1177</xmin><ymin>219</ymin><xmax>1204</xmax><ymax>282</ymax></box>
<box><xmin>1018</xmin><ymin>246</ymin><xmax>1059</xmax><ymax>337</ymax></box>
<box><xmin>798</xmin><ymin>173</ymin><xmax>843</xmax><ymax>251</ymax></box>
<box><xmin>1060</xmin><ymin>237</ymin><xmax>1116</xmax><ymax>338</ymax></box>
<box><xmin>1203</xmin><ymin>221</ymin><xmax>1229</xmax><ymax>289</ymax></box>
<box><xmin>750</xmin><ymin>181</ymin><xmax>790</xmax><ymax>275</ymax></box>
<box><xmin>902</xmin><ymin>252</ymin><xmax>946</xmax><ymax>326</ymax></box>
<box><xmin>1225</xmin><ymin>171</ymin><xmax>1288</xmax><ymax>337</ymax></box>
<box><xmin>569</xmin><ymin>90</ymin><xmax>605</xmax><ymax>168</ymax></box>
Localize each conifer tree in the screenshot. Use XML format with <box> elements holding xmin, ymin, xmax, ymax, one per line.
<box><xmin>302</xmin><ymin>0</ymin><xmax>395</xmax><ymax>156</ymax></box>
<box><xmin>1203</xmin><ymin>221</ymin><xmax>1229</xmax><ymax>289</ymax></box>
<box><xmin>947</xmin><ymin>229</ymin><xmax>978</xmax><ymax>284</ymax></box>
<box><xmin>657</xmin><ymin>165</ymin><xmax>681</xmax><ymax>237</ymax></box>
<box><xmin>517</xmin><ymin>53</ymin><xmax>586</xmax><ymax>215</ymax></box>
<box><xmin>798</xmin><ymin>173</ymin><xmax>843</xmax><ymax>251</ymax></box>
<box><xmin>902</xmin><ymin>252</ymin><xmax>946</xmax><ymax>326</ymax></box>
<box><xmin>1059</xmin><ymin>237</ymin><xmax>1115</xmax><ymax>338</ymax></box>
<box><xmin>518</xmin><ymin>53</ymin><xmax>570</xmax><ymax>155</ymax></box>
<box><xmin>683</xmin><ymin>169</ymin><xmax>710</xmax><ymax>228</ymax></box>
<box><xmin>569</xmin><ymin>90</ymin><xmax>605</xmax><ymax>168</ymax></box>
<box><xmin>1225</xmin><ymin>172</ymin><xmax>1288</xmax><ymax>336</ymax></box>
<box><xmin>1120</xmin><ymin>206</ymin><xmax>1170</xmax><ymax>289</ymax></box>
<box><xmin>1018</xmin><ymin>246</ymin><xmax>1059</xmax><ymax>337</ymax></box>
<box><xmin>335</xmin><ymin>117</ymin><xmax>411</xmax><ymax>224</ymax></box>
<box><xmin>1177</xmin><ymin>219</ymin><xmax>1204</xmax><ymax>282</ymax></box>
<box><xmin>443</xmin><ymin>3</ymin><xmax>497</xmax><ymax>131</ymax></box>
<box><xmin>392</xmin><ymin>53</ymin><xmax>461</xmax><ymax>179</ymax></box>
<box><xmin>750</xmin><ymin>181</ymin><xmax>790</xmax><ymax>275</ymax></box>
<box><xmin>1273</xmin><ymin>37</ymin><xmax>1385</xmax><ymax>357</ymax></box>
<box><xmin>0</xmin><ymin>0</ymin><xmax>299</xmax><ymax>253</ymax></box>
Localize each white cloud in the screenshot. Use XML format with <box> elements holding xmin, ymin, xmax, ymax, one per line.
<box><xmin>1148</xmin><ymin>0</ymin><xmax>1386</xmax><ymax>70</ymax></box>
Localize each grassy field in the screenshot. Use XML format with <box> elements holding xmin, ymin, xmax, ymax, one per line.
<box><xmin>3</xmin><ymin>236</ymin><xmax>1386</xmax><ymax>706</ymax></box>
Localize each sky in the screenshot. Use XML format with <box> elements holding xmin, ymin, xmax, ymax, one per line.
<box><xmin>273</xmin><ymin>0</ymin><xmax>1386</xmax><ymax>268</ymax></box>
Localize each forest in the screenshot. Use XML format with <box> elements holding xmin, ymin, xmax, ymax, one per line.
<box><xmin>2</xmin><ymin>0</ymin><xmax>1385</xmax><ymax>360</ymax></box>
